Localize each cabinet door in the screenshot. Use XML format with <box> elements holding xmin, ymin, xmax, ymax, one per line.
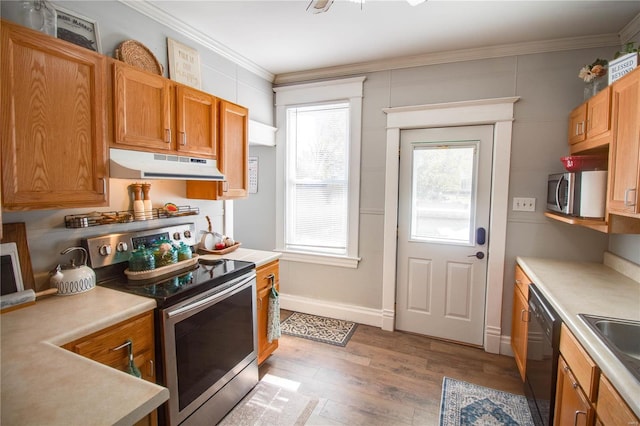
<box><xmin>554</xmin><ymin>356</ymin><xmax>594</xmax><ymax>426</ymax></box>
<box><xmin>175</xmin><ymin>85</ymin><xmax>217</xmax><ymax>157</ymax></box>
<box><xmin>113</xmin><ymin>62</ymin><xmax>173</xmax><ymax>151</ymax></box>
<box><xmin>1</xmin><ymin>21</ymin><xmax>108</xmax><ymax>210</ymax></box>
<box><xmin>511</xmin><ymin>283</ymin><xmax>528</xmax><ymax>381</ymax></box>
<box><xmin>608</xmin><ymin>68</ymin><xmax>640</xmax><ymax>217</ymax></box>
<box><xmin>596</xmin><ymin>374</ymin><xmax>639</xmax><ymax>426</ymax></box>
<box><xmin>587</xmin><ymin>87</ymin><xmax>611</xmax><ymax>140</ymax></box>
<box><xmin>63</xmin><ymin>311</ymin><xmax>156</xmax><ymax>383</ymax></box>
<box><xmin>218</xmin><ymin>100</ymin><xmax>249</xmax><ymax>199</ymax></box>
<box><xmin>256</xmin><ymin>260</ymin><xmax>279</xmax><ymax>364</ymax></box>
<box><xmin>569</xmin><ymin>103</ymin><xmax>587</xmax><ymax>145</ymax></box>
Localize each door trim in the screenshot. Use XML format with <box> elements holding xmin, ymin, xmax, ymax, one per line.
<box><xmin>382</xmin><ymin>97</ymin><xmax>519</xmax><ymax>354</ymax></box>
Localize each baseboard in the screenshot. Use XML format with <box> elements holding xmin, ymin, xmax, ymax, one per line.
<box><xmin>484</xmin><ymin>325</ymin><xmax>502</xmax><ymax>354</ymax></box>
<box><xmin>500</xmin><ymin>335</ymin><xmax>514</xmax><ymax>357</ymax></box>
<box><xmin>279</xmin><ymin>293</ymin><xmax>383</xmax><ymax>327</ymax></box>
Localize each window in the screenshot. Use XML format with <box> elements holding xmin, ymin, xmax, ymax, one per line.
<box><xmin>275</xmin><ymin>77</ymin><xmax>365</xmax><ymax>268</ymax></box>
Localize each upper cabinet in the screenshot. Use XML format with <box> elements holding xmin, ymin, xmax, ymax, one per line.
<box><xmin>1</xmin><ymin>20</ymin><xmax>108</xmax><ymax>210</ymax></box>
<box><xmin>607</xmin><ymin>68</ymin><xmax>640</xmax><ymax>218</ymax></box>
<box><xmin>568</xmin><ymin>87</ymin><xmax>612</xmax><ymax>153</ymax></box>
<box><xmin>113</xmin><ymin>62</ymin><xmax>218</xmax><ymax>158</ymax></box>
<box><xmin>186</xmin><ymin>100</ymin><xmax>249</xmax><ymax>200</ymax></box>
<box><xmin>113</xmin><ymin>63</ymin><xmax>173</xmax><ymax>151</ymax></box>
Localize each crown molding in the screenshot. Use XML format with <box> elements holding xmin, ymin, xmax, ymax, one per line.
<box><xmin>118</xmin><ymin>0</ymin><xmax>274</xmax><ymax>82</ymax></box>
<box><xmin>619</xmin><ymin>12</ymin><xmax>640</xmax><ymax>44</ymax></box>
<box><xmin>274</xmin><ymin>33</ymin><xmax>621</xmax><ymax>85</ymax></box>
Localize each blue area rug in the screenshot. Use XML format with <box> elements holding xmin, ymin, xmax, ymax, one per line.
<box><xmin>439</xmin><ymin>378</ymin><xmax>534</xmax><ymax>426</ymax></box>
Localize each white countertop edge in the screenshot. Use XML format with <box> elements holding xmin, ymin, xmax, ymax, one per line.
<box><xmin>516</xmin><ymin>256</ymin><xmax>640</xmax><ymax>418</ymax></box>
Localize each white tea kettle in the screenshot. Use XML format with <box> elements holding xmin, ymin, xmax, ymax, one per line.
<box><xmin>49</xmin><ymin>247</ymin><xmax>96</xmax><ymax>296</ymax></box>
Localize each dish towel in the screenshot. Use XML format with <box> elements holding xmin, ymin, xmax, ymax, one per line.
<box><xmin>267</xmin><ymin>284</ymin><xmax>281</xmax><ymax>343</ymax></box>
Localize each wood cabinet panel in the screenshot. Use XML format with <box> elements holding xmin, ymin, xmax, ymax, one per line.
<box><xmin>514</xmin><ymin>265</ymin><xmax>531</xmax><ymax>299</ymax></box>
<box><xmin>554</xmin><ymin>355</ymin><xmax>594</xmax><ymax>426</ymax></box>
<box><xmin>569</xmin><ymin>103</ymin><xmax>588</xmax><ymax>145</ymax></box>
<box><xmin>1</xmin><ymin>20</ymin><xmax>108</xmax><ymax>210</ymax></box>
<box><xmin>511</xmin><ymin>282</ymin><xmax>528</xmax><ymax>382</ymax></box>
<box><xmin>63</xmin><ymin>311</ymin><xmax>156</xmax><ymax>383</ymax></box>
<box><xmin>186</xmin><ymin>100</ymin><xmax>249</xmax><ymax>200</ymax></box>
<box><xmin>596</xmin><ymin>374</ymin><xmax>639</xmax><ymax>426</ymax></box>
<box><xmin>176</xmin><ymin>86</ymin><xmax>217</xmax><ymax>157</ymax></box>
<box><xmin>607</xmin><ymin>68</ymin><xmax>640</xmax><ymax>217</ymax></box>
<box><xmin>559</xmin><ymin>324</ymin><xmax>599</xmax><ymax>401</ymax></box>
<box><xmin>256</xmin><ymin>260</ymin><xmax>279</xmax><ymax>365</ymax></box>
<box><xmin>568</xmin><ymin>88</ymin><xmax>612</xmax><ymax>153</ymax></box>
<box><xmin>113</xmin><ymin>62</ymin><xmax>173</xmax><ymax>151</ymax></box>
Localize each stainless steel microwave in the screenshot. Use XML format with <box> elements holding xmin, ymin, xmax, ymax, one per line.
<box><xmin>547</xmin><ymin>171</ymin><xmax>607</xmax><ymax>218</ymax></box>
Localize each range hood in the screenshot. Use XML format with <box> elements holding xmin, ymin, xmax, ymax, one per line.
<box><xmin>109</xmin><ymin>148</ymin><xmax>225</xmax><ymax>181</ymax></box>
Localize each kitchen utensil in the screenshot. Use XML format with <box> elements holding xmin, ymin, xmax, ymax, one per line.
<box><xmin>200</xmin><ymin>216</ymin><xmax>222</xmax><ymax>251</ymax></box>
<box><xmin>49</xmin><ymin>247</ymin><xmax>96</xmax><ymax>295</ymax></box>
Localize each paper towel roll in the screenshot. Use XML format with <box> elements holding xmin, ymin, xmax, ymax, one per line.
<box><xmin>0</xmin><ymin>290</ymin><xmax>35</xmax><ymax>309</ymax></box>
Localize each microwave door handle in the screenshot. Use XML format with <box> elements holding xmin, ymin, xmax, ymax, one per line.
<box><xmin>555</xmin><ymin>176</ymin><xmax>564</xmax><ymax>211</ymax></box>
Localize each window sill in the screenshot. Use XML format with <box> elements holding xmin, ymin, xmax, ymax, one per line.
<box><xmin>276</xmin><ymin>250</ymin><xmax>361</xmax><ymax>269</ymax></box>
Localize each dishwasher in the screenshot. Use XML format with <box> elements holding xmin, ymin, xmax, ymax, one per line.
<box><xmin>524</xmin><ymin>284</ymin><xmax>562</xmax><ymax>426</ymax></box>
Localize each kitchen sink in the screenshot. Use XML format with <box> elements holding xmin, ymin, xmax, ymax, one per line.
<box><xmin>579</xmin><ymin>314</ymin><xmax>640</xmax><ymax>381</ymax></box>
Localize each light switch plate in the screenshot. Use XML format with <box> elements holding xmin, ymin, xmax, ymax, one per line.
<box><xmin>513</xmin><ymin>197</ymin><xmax>536</xmax><ymax>212</ymax></box>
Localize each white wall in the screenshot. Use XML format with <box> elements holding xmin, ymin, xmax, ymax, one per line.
<box><xmin>0</xmin><ymin>1</ymin><xmax>274</xmax><ymax>288</ymax></box>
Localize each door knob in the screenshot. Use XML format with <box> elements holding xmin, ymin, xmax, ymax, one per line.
<box><xmin>468</xmin><ymin>251</ymin><xmax>485</xmax><ymax>259</ymax></box>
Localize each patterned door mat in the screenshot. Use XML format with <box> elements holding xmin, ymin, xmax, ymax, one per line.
<box><xmin>439</xmin><ymin>377</ymin><xmax>534</xmax><ymax>426</ymax></box>
<box><xmin>280</xmin><ymin>312</ymin><xmax>358</xmax><ymax>347</ymax></box>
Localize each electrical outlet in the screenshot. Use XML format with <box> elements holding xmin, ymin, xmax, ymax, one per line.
<box><xmin>513</xmin><ymin>197</ymin><xmax>536</xmax><ymax>212</ymax></box>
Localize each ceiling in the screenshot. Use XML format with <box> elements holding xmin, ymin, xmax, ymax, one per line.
<box><xmin>130</xmin><ymin>1</ymin><xmax>640</xmax><ymax>83</ymax></box>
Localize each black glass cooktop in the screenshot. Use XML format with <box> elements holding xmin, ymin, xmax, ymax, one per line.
<box><xmin>98</xmin><ymin>258</ymin><xmax>255</xmax><ymax>308</ymax></box>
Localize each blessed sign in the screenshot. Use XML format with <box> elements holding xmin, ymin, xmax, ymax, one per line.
<box><xmin>167</xmin><ymin>38</ymin><xmax>202</xmax><ymax>89</ymax></box>
<box><xmin>608</xmin><ymin>53</ymin><xmax>638</xmax><ymax>85</ymax></box>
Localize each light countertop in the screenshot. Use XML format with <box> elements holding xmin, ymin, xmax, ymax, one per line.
<box><xmin>0</xmin><ymin>287</ymin><xmax>169</xmax><ymax>425</ymax></box>
<box><xmin>516</xmin><ymin>253</ymin><xmax>640</xmax><ymax>418</ymax></box>
<box><xmin>198</xmin><ymin>247</ymin><xmax>281</xmax><ymax>268</ymax></box>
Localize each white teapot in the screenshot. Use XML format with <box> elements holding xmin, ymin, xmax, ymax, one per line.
<box><xmin>49</xmin><ymin>247</ymin><xmax>96</xmax><ymax>295</ymax></box>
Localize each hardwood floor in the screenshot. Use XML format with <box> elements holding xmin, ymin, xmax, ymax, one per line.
<box><xmin>258</xmin><ymin>310</ymin><xmax>524</xmax><ymax>425</ymax></box>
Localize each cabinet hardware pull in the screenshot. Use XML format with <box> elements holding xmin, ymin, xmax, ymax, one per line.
<box><xmin>257</xmin><ymin>298</ymin><xmax>262</xmax><ymax>310</ymax></box>
<box><xmin>165</xmin><ymin>128</ymin><xmax>171</xmax><ymax>143</ymax></box>
<box><xmin>181</xmin><ymin>132</ymin><xmax>187</xmax><ymax>146</ymax></box>
<box><xmin>520</xmin><ymin>309</ymin><xmax>529</xmax><ymax>323</ymax></box>
<box><xmin>99</xmin><ymin>177</ymin><xmax>107</xmax><ymax>195</ymax></box>
<box><xmin>574</xmin><ymin>410</ymin><xmax>587</xmax><ymax>426</ymax></box>
<box><xmin>112</xmin><ymin>340</ymin><xmax>132</xmax><ymax>351</ymax></box>
<box><xmin>515</xmin><ymin>279</ymin><xmax>521</xmax><ymax>285</ymax></box>
<box><xmin>624</xmin><ymin>188</ymin><xmax>637</xmax><ymax>207</ymax></box>
<box><xmin>148</xmin><ymin>359</ymin><xmax>154</xmax><ymax>377</ymax></box>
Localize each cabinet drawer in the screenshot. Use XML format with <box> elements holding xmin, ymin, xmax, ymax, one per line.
<box><xmin>63</xmin><ymin>311</ymin><xmax>154</xmax><ymax>370</ymax></box>
<box><xmin>257</xmin><ymin>260</ymin><xmax>279</xmax><ymax>292</ymax></box>
<box><xmin>596</xmin><ymin>374</ymin><xmax>639</xmax><ymax>426</ymax></box>
<box><xmin>559</xmin><ymin>324</ymin><xmax>599</xmax><ymax>401</ymax></box>
<box><xmin>514</xmin><ymin>265</ymin><xmax>531</xmax><ymax>299</ymax></box>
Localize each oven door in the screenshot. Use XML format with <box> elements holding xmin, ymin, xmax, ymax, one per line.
<box><xmin>161</xmin><ymin>271</ymin><xmax>257</xmax><ymax>425</ymax></box>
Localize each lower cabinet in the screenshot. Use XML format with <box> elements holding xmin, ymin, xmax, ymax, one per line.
<box><xmin>62</xmin><ymin>311</ymin><xmax>157</xmax><ymax>426</ymax></box>
<box><xmin>511</xmin><ymin>265</ymin><xmax>531</xmax><ymax>381</ymax></box>
<box><xmin>256</xmin><ymin>260</ymin><xmax>279</xmax><ymax>364</ymax></box>
<box><xmin>596</xmin><ymin>374</ymin><xmax>640</xmax><ymax>426</ymax></box>
<box><xmin>555</xmin><ymin>355</ymin><xmax>594</xmax><ymax>426</ymax></box>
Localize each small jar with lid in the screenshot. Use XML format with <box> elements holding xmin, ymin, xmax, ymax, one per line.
<box><xmin>153</xmin><ymin>240</ymin><xmax>178</xmax><ymax>267</ymax></box>
<box><xmin>129</xmin><ymin>246</ymin><xmax>155</xmax><ymax>272</ymax></box>
<box><xmin>177</xmin><ymin>242</ymin><xmax>193</xmax><ymax>262</ymax></box>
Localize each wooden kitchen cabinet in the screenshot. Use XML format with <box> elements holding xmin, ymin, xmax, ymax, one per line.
<box><xmin>113</xmin><ymin>62</ymin><xmax>173</xmax><ymax>151</ymax></box>
<box><xmin>568</xmin><ymin>87</ymin><xmax>612</xmax><ymax>153</ymax></box>
<box><xmin>256</xmin><ymin>260</ymin><xmax>279</xmax><ymax>364</ymax></box>
<box><xmin>186</xmin><ymin>100</ymin><xmax>249</xmax><ymax>200</ymax></box>
<box><xmin>113</xmin><ymin>61</ymin><xmax>218</xmax><ymax>158</ymax></box>
<box><xmin>63</xmin><ymin>310</ymin><xmax>157</xmax><ymax>425</ymax></box>
<box><xmin>555</xmin><ymin>355</ymin><xmax>594</xmax><ymax>426</ymax></box>
<box><xmin>607</xmin><ymin>67</ymin><xmax>640</xmax><ymax>218</ymax></box>
<box><xmin>1</xmin><ymin>20</ymin><xmax>108</xmax><ymax>210</ymax></box>
<box><xmin>511</xmin><ymin>265</ymin><xmax>530</xmax><ymax>381</ymax></box>
<box><xmin>596</xmin><ymin>374</ymin><xmax>640</xmax><ymax>426</ymax></box>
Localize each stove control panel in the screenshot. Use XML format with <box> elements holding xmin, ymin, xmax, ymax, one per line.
<box><xmin>82</xmin><ymin>223</ymin><xmax>197</xmax><ymax>269</ymax></box>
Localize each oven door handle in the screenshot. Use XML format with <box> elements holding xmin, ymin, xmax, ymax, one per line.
<box><xmin>166</xmin><ymin>272</ymin><xmax>256</xmax><ymax>318</ymax></box>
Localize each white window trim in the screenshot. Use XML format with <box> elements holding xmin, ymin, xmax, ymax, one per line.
<box><xmin>274</xmin><ymin>76</ymin><xmax>366</xmax><ymax>268</ymax></box>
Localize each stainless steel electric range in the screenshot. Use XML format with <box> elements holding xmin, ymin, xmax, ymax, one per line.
<box><xmin>82</xmin><ymin>223</ymin><xmax>258</xmax><ymax>426</ymax></box>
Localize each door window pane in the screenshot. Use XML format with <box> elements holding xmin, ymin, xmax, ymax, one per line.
<box><xmin>410</xmin><ymin>144</ymin><xmax>477</xmax><ymax>244</ymax></box>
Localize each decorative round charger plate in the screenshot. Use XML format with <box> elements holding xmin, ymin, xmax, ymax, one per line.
<box><xmin>115</xmin><ymin>40</ymin><xmax>163</xmax><ymax>75</ymax></box>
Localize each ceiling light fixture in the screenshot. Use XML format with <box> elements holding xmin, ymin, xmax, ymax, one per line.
<box><xmin>307</xmin><ymin>0</ymin><xmax>334</xmax><ymax>14</ymax></box>
<box><xmin>307</xmin><ymin>0</ymin><xmax>425</xmax><ymax>14</ymax></box>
